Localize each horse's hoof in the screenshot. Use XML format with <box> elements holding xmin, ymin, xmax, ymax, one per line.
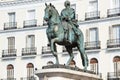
<box><xmin>83</xmin><ymin>67</ymin><xmax>87</xmax><ymax>72</ymax></box>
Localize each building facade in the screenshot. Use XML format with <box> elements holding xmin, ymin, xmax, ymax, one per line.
<box><xmin>0</xmin><ymin>0</ymin><xmax>120</xmax><ymax>80</ymax></box>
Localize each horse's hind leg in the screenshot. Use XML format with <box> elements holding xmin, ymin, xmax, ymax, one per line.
<box><xmin>65</xmin><ymin>46</ymin><xmax>74</xmax><ymax>65</ymax></box>
<box><xmin>50</xmin><ymin>38</ymin><xmax>59</xmax><ymax>64</ymax></box>
<box><xmin>77</xmin><ymin>42</ymin><xmax>88</xmax><ymax>71</ymax></box>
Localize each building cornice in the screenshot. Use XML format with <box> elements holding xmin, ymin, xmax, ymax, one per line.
<box><xmin>78</xmin><ymin>16</ymin><xmax>120</xmax><ymax>26</ymax></box>
<box><xmin>0</xmin><ymin>26</ymin><xmax>47</xmax><ymax>34</ymax></box>
<box><xmin>0</xmin><ymin>0</ymin><xmax>57</xmax><ymax>7</ymax></box>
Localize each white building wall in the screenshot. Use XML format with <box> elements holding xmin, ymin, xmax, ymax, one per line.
<box><xmin>0</xmin><ymin>0</ymin><xmax>119</xmax><ymax>80</ymax></box>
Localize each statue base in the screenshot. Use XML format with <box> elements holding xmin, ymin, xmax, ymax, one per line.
<box><xmin>35</xmin><ymin>64</ymin><xmax>102</xmax><ymax>80</ymax></box>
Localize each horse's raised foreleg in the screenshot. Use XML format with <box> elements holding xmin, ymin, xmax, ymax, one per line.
<box><xmin>50</xmin><ymin>38</ymin><xmax>59</xmax><ymax>64</ymax></box>
<box><xmin>65</xmin><ymin>46</ymin><xmax>74</xmax><ymax>65</ymax></box>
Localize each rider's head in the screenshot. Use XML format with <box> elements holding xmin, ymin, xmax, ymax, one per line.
<box><xmin>64</xmin><ymin>0</ymin><xmax>70</xmax><ymax>8</ymax></box>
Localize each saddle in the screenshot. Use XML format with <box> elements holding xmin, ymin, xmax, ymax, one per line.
<box><xmin>62</xmin><ymin>21</ymin><xmax>75</xmax><ymax>42</ymax></box>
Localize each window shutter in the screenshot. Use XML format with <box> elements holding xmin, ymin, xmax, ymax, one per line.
<box><xmin>31</xmin><ymin>35</ymin><xmax>35</xmax><ymax>47</ymax></box>
<box><xmin>118</xmin><ymin>62</ymin><xmax>120</xmax><ymax>72</ymax></box>
<box><xmin>109</xmin><ymin>26</ymin><xmax>113</xmax><ymax>39</ymax></box>
<box><xmin>86</xmin><ymin>29</ymin><xmax>89</xmax><ymax>42</ymax></box>
<box><xmin>96</xmin><ymin>28</ymin><xmax>99</xmax><ymax>41</ymax></box>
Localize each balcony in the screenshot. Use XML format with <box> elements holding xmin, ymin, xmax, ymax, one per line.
<box><xmin>85</xmin><ymin>41</ymin><xmax>101</xmax><ymax>50</ymax></box>
<box><xmin>22</xmin><ymin>47</ymin><xmax>37</xmax><ymax>56</ymax></box>
<box><xmin>42</xmin><ymin>46</ymin><xmax>52</xmax><ymax>55</ymax></box>
<box><xmin>23</xmin><ymin>19</ymin><xmax>37</xmax><ymax>28</ymax></box>
<box><xmin>108</xmin><ymin>72</ymin><xmax>120</xmax><ymax>80</ymax></box>
<box><xmin>107</xmin><ymin>8</ymin><xmax>120</xmax><ymax>17</ymax></box>
<box><xmin>107</xmin><ymin>39</ymin><xmax>120</xmax><ymax>49</ymax></box>
<box><xmin>1</xmin><ymin>78</ymin><xmax>16</xmax><ymax>80</ymax></box>
<box><xmin>4</xmin><ymin>22</ymin><xmax>17</xmax><ymax>30</ymax></box>
<box><xmin>21</xmin><ymin>77</ymin><xmax>36</xmax><ymax>80</ymax></box>
<box><xmin>43</xmin><ymin>20</ymin><xmax>47</xmax><ymax>26</ymax></box>
<box><xmin>85</xmin><ymin>11</ymin><xmax>100</xmax><ymax>20</ymax></box>
<box><xmin>2</xmin><ymin>49</ymin><xmax>17</xmax><ymax>58</ymax></box>
<box><xmin>62</xmin><ymin>47</ymin><xmax>78</xmax><ymax>52</ymax></box>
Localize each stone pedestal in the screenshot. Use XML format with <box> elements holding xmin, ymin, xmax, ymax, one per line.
<box><xmin>35</xmin><ymin>65</ymin><xmax>102</xmax><ymax>80</ymax></box>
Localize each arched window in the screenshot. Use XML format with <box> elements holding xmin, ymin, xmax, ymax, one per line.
<box><xmin>47</xmin><ymin>61</ymin><xmax>54</xmax><ymax>65</ymax></box>
<box><xmin>7</xmin><ymin>64</ymin><xmax>14</xmax><ymax>79</ymax></box>
<box><xmin>113</xmin><ymin>56</ymin><xmax>120</xmax><ymax>73</ymax></box>
<box><xmin>69</xmin><ymin>60</ymin><xmax>76</xmax><ymax>67</ymax></box>
<box><xmin>90</xmin><ymin>58</ymin><xmax>98</xmax><ymax>74</ymax></box>
<box><xmin>27</xmin><ymin>63</ymin><xmax>34</xmax><ymax>78</ymax></box>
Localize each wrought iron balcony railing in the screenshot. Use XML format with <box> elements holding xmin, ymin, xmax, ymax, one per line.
<box><xmin>2</xmin><ymin>49</ymin><xmax>17</xmax><ymax>57</ymax></box>
<box><xmin>1</xmin><ymin>78</ymin><xmax>16</xmax><ymax>80</ymax></box>
<box><xmin>108</xmin><ymin>72</ymin><xmax>120</xmax><ymax>80</ymax></box>
<box><xmin>4</xmin><ymin>22</ymin><xmax>17</xmax><ymax>30</ymax></box>
<box><xmin>22</xmin><ymin>47</ymin><xmax>37</xmax><ymax>56</ymax></box>
<box><xmin>107</xmin><ymin>7</ymin><xmax>120</xmax><ymax>17</ymax></box>
<box><xmin>23</xmin><ymin>19</ymin><xmax>37</xmax><ymax>28</ymax></box>
<box><xmin>42</xmin><ymin>46</ymin><xmax>52</xmax><ymax>54</ymax></box>
<box><xmin>62</xmin><ymin>47</ymin><xmax>78</xmax><ymax>52</ymax></box>
<box><xmin>107</xmin><ymin>39</ymin><xmax>120</xmax><ymax>48</ymax></box>
<box><xmin>85</xmin><ymin>11</ymin><xmax>100</xmax><ymax>20</ymax></box>
<box><xmin>43</xmin><ymin>20</ymin><xmax>47</xmax><ymax>26</ymax></box>
<box><xmin>85</xmin><ymin>41</ymin><xmax>101</xmax><ymax>50</ymax></box>
<box><xmin>21</xmin><ymin>77</ymin><xmax>36</xmax><ymax>80</ymax></box>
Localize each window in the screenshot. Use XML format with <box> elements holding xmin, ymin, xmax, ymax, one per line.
<box><xmin>86</xmin><ymin>28</ymin><xmax>98</xmax><ymax>42</ymax></box>
<box><xmin>8</xmin><ymin>12</ymin><xmax>16</xmax><ymax>28</ymax></box>
<box><xmin>113</xmin><ymin>25</ymin><xmax>120</xmax><ymax>39</ymax></box>
<box><xmin>85</xmin><ymin>28</ymin><xmax>100</xmax><ymax>50</ymax></box>
<box><xmin>112</xmin><ymin>0</ymin><xmax>120</xmax><ymax>8</ymax></box>
<box><xmin>8</xmin><ymin>37</ymin><xmax>15</xmax><ymax>53</ymax></box>
<box><xmin>71</xmin><ymin>4</ymin><xmax>78</xmax><ymax>20</ymax></box>
<box><xmin>90</xmin><ymin>28</ymin><xmax>98</xmax><ymax>41</ymax></box>
<box><xmin>8</xmin><ymin>12</ymin><xmax>15</xmax><ymax>22</ymax></box>
<box><xmin>27</xmin><ymin>63</ymin><xmax>34</xmax><ymax>77</ymax></box>
<box><xmin>90</xmin><ymin>58</ymin><xmax>98</xmax><ymax>74</ymax></box>
<box><xmin>26</xmin><ymin>35</ymin><xmax>35</xmax><ymax>48</ymax></box>
<box><xmin>7</xmin><ymin>64</ymin><xmax>14</xmax><ymax>79</ymax></box>
<box><xmin>71</xmin><ymin>4</ymin><xmax>76</xmax><ymax>12</ymax></box>
<box><xmin>88</xmin><ymin>0</ymin><xmax>98</xmax><ymax>12</ymax></box>
<box><xmin>109</xmin><ymin>25</ymin><xmax>120</xmax><ymax>39</ymax></box>
<box><xmin>113</xmin><ymin>56</ymin><xmax>120</xmax><ymax>73</ymax></box>
<box><xmin>27</xmin><ymin>10</ymin><xmax>35</xmax><ymax>20</ymax></box>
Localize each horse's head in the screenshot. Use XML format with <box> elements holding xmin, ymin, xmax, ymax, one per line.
<box><xmin>44</xmin><ymin>3</ymin><xmax>59</xmax><ymax>22</ymax></box>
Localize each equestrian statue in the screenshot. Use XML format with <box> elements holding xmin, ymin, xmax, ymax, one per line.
<box><xmin>44</xmin><ymin>1</ymin><xmax>88</xmax><ymax>70</ymax></box>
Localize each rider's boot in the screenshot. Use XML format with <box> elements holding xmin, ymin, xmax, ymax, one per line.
<box><xmin>68</xmin><ymin>32</ymin><xmax>72</xmax><ymax>44</ymax></box>
<box><xmin>69</xmin><ymin>39</ymin><xmax>72</xmax><ymax>44</ymax></box>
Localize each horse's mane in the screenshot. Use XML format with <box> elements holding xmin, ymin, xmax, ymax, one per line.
<box><xmin>51</xmin><ymin>5</ymin><xmax>60</xmax><ymax>17</ymax></box>
<box><xmin>49</xmin><ymin>4</ymin><xmax>61</xmax><ymax>23</ymax></box>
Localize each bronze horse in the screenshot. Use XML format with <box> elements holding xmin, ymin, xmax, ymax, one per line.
<box><xmin>44</xmin><ymin>3</ymin><xmax>88</xmax><ymax>70</ymax></box>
